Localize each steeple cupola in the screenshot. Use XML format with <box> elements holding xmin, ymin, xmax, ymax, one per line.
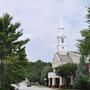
<box><xmin>57</xmin><ymin>16</ymin><xmax>67</xmax><ymax>54</ymax></box>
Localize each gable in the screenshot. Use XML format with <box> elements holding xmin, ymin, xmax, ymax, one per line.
<box><xmin>52</xmin><ymin>53</ymin><xmax>60</xmax><ymax>63</ymax></box>
<box><xmin>52</xmin><ymin>53</ymin><xmax>63</xmax><ymax>68</ymax></box>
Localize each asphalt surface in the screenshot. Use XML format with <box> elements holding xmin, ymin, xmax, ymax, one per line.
<box><xmin>17</xmin><ymin>86</ymin><xmax>55</xmax><ymax>90</ymax></box>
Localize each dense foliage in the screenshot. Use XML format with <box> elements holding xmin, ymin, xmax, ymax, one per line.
<box><xmin>77</xmin><ymin>29</ymin><xmax>90</xmax><ymax>57</ymax></box>
<box><xmin>41</xmin><ymin>63</ymin><xmax>52</xmax><ymax>85</ymax></box>
<box><xmin>27</xmin><ymin>60</ymin><xmax>52</xmax><ymax>84</ymax></box>
<box><xmin>74</xmin><ymin>7</ymin><xmax>90</xmax><ymax>89</ymax></box>
<box><xmin>0</xmin><ymin>13</ymin><xmax>29</xmax><ymax>90</ymax></box>
<box><xmin>56</xmin><ymin>63</ymin><xmax>77</xmax><ymax>77</ymax></box>
<box><xmin>74</xmin><ymin>56</ymin><xmax>89</xmax><ymax>89</ymax></box>
<box><xmin>2</xmin><ymin>61</ymin><xmax>29</xmax><ymax>90</ymax></box>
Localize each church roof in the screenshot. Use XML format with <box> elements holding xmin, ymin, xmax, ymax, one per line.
<box><xmin>56</xmin><ymin>52</ymin><xmax>72</xmax><ymax>63</ymax></box>
<box><xmin>52</xmin><ymin>51</ymin><xmax>80</xmax><ymax>68</ymax></box>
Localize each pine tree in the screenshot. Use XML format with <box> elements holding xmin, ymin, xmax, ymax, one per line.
<box><xmin>0</xmin><ymin>13</ymin><xmax>29</xmax><ymax>88</ymax></box>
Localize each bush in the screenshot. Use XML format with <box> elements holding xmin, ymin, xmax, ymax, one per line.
<box><xmin>0</xmin><ymin>86</ymin><xmax>14</xmax><ymax>90</ymax></box>
<box><xmin>87</xmin><ymin>77</ymin><xmax>90</xmax><ymax>89</ymax></box>
<box><xmin>74</xmin><ymin>75</ymin><xmax>90</xmax><ymax>89</ymax></box>
<box><xmin>79</xmin><ymin>75</ymin><xmax>88</xmax><ymax>89</ymax></box>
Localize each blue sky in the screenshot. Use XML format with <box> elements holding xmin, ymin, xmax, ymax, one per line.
<box><xmin>0</xmin><ymin>0</ymin><xmax>90</xmax><ymax>62</ymax></box>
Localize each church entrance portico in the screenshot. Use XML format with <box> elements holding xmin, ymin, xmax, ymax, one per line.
<box><xmin>55</xmin><ymin>78</ymin><xmax>59</xmax><ymax>87</ymax></box>
<box><xmin>48</xmin><ymin>72</ymin><xmax>74</xmax><ymax>88</ymax></box>
<box><xmin>48</xmin><ymin>72</ymin><xmax>63</xmax><ymax>88</ymax></box>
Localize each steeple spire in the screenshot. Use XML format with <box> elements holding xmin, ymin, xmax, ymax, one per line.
<box><xmin>57</xmin><ymin>16</ymin><xmax>67</xmax><ymax>52</ymax></box>
<box><xmin>59</xmin><ymin>15</ymin><xmax>64</xmax><ymax>29</ymax></box>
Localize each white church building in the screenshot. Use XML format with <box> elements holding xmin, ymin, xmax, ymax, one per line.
<box><xmin>48</xmin><ymin>18</ymin><xmax>81</xmax><ymax>88</ymax></box>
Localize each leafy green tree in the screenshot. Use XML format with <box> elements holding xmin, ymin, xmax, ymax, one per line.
<box><xmin>41</xmin><ymin>64</ymin><xmax>52</xmax><ymax>85</ymax></box>
<box><xmin>77</xmin><ymin>29</ymin><xmax>90</xmax><ymax>57</ymax></box>
<box><xmin>77</xmin><ymin>8</ymin><xmax>90</xmax><ymax>57</ymax></box>
<box><xmin>3</xmin><ymin>61</ymin><xmax>28</xmax><ymax>88</ymax></box>
<box><xmin>74</xmin><ymin>7</ymin><xmax>90</xmax><ymax>89</ymax></box>
<box><xmin>0</xmin><ymin>13</ymin><xmax>29</xmax><ymax>89</ymax></box>
<box><xmin>25</xmin><ymin>60</ymin><xmax>52</xmax><ymax>85</ymax></box>
<box><xmin>74</xmin><ymin>56</ymin><xmax>88</xmax><ymax>89</ymax></box>
<box><xmin>56</xmin><ymin>63</ymin><xmax>77</xmax><ymax>88</ymax></box>
<box><xmin>56</xmin><ymin>63</ymin><xmax>77</xmax><ymax>77</ymax></box>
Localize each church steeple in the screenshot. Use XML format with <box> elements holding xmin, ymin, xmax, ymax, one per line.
<box><xmin>57</xmin><ymin>16</ymin><xmax>67</xmax><ymax>52</ymax></box>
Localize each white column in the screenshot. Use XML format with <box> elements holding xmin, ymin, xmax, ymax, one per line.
<box><xmin>52</xmin><ymin>78</ymin><xmax>55</xmax><ymax>87</ymax></box>
<box><xmin>70</xmin><ymin>75</ymin><xmax>73</xmax><ymax>85</ymax></box>
<box><xmin>89</xmin><ymin>65</ymin><xmax>90</xmax><ymax>74</ymax></box>
<box><xmin>59</xmin><ymin>76</ymin><xmax>63</xmax><ymax>86</ymax></box>
<box><xmin>53</xmin><ymin>68</ymin><xmax>56</xmax><ymax>72</ymax></box>
<box><xmin>48</xmin><ymin>78</ymin><xmax>50</xmax><ymax>86</ymax></box>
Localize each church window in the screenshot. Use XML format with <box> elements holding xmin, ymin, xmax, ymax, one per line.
<box><xmin>61</xmin><ymin>38</ymin><xmax>64</xmax><ymax>43</ymax></box>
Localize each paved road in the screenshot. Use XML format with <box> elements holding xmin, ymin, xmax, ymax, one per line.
<box><xmin>11</xmin><ymin>81</ymin><xmax>56</xmax><ymax>90</ymax></box>
<box><xmin>17</xmin><ymin>86</ymin><xmax>56</xmax><ymax>90</ymax></box>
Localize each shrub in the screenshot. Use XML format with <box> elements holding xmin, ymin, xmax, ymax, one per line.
<box><xmin>87</xmin><ymin>77</ymin><xmax>90</xmax><ymax>89</ymax></box>
<box><xmin>74</xmin><ymin>74</ymin><xmax>90</xmax><ymax>89</ymax></box>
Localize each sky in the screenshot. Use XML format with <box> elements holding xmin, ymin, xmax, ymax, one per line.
<box><xmin>0</xmin><ymin>0</ymin><xmax>90</xmax><ymax>62</ymax></box>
